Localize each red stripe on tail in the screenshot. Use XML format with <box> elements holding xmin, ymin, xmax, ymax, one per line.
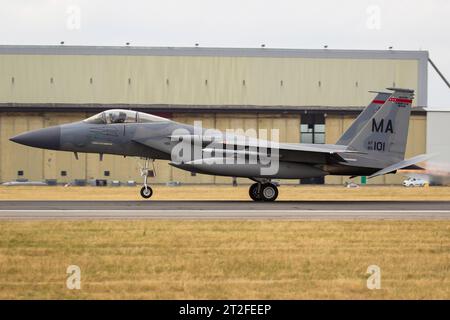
<box><xmin>388</xmin><ymin>97</ymin><xmax>413</xmax><ymax>103</ymax></box>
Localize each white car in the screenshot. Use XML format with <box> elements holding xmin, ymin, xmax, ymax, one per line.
<box><xmin>402</xmin><ymin>177</ymin><xmax>427</xmax><ymax>187</ymax></box>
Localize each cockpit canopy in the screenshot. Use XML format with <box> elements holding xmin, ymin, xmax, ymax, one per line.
<box><xmin>84</xmin><ymin>109</ymin><xmax>169</xmax><ymax>124</ymax></box>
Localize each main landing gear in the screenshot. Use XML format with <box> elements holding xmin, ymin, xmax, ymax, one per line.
<box><xmin>139</xmin><ymin>158</ymin><xmax>155</xmax><ymax>199</ymax></box>
<box><xmin>249</xmin><ymin>180</ymin><xmax>279</xmax><ymax>202</ymax></box>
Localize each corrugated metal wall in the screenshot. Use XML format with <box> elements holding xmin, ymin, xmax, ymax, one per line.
<box><xmin>0</xmin><ymin>55</ymin><xmax>420</xmax><ymax>106</ymax></box>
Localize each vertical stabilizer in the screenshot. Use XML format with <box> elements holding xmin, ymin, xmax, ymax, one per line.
<box><xmin>337</xmin><ymin>91</ymin><xmax>391</xmax><ymax>145</ymax></box>
<box><xmin>347</xmin><ymin>88</ymin><xmax>414</xmax><ymax>163</ymax></box>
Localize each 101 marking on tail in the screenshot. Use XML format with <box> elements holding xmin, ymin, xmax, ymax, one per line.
<box><xmin>367</xmin><ymin>140</ymin><xmax>386</xmax><ymax>151</ymax></box>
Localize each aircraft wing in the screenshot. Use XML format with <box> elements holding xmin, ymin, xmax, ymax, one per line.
<box><xmin>169</xmin><ymin>133</ymin><xmax>364</xmax><ymax>165</ymax></box>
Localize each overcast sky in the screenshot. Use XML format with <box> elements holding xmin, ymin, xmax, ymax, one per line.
<box><xmin>1</xmin><ymin>0</ymin><xmax>449</xmax><ymax>107</ymax></box>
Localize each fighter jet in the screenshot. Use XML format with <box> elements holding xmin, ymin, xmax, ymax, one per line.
<box><xmin>10</xmin><ymin>87</ymin><xmax>431</xmax><ymax>201</ymax></box>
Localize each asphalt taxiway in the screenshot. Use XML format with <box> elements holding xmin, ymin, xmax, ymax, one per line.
<box><xmin>0</xmin><ymin>200</ymin><xmax>449</xmax><ymax>220</ymax></box>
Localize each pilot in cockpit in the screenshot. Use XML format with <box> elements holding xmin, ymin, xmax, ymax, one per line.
<box><xmin>108</xmin><ymin>111</ymin><xmax>127</xmax><ymax>124</ymax></box>
<box><xmin>83</xmin><ymin>109</ymin><xmax>168</xmax><ymax>124</ymax></box>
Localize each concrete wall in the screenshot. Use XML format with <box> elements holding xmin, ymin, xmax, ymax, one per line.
<box><xmin>427</xmin><ymin>110</ymin><xmax>450</xmax><ymax>163</ymax></box>
<box><xmin>0</xmin><ymin>112</ymin><xmax>426</xmax><ymax>185</ymax></box>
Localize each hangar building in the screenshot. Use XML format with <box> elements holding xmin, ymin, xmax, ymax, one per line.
<box><xmin>0</xmin><ymin>45</ymin><xmax>429</xmax><ymax>185</ymax></box>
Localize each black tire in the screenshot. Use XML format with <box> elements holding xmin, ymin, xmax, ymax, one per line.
<box><xmin>260</xmin><ymin>183</ymin><xmax>278</xmax><ymax>201</ymax></box>
<box><xmin>249</xmin><ymin>183</ymin><xmax>262</xmax><ymax>201</ymax></box>
<box><xmin>140</xmin><ymin>186</ymin><xmax>153</xmax><ymax>199</ymax></box>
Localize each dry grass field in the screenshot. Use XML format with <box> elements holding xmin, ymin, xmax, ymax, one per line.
<box><xmin>0</xmin><ymin>185</ymin><xmax>449</xmax><ymax>201</ymax></box>
<box><xmin>0</xmin><ymin>220</ymin><xmax>449</xmax><ymax>299</ymax></box>
<box><xmin>0</xmin><ymin>185</ymin><xmax>449</xmax><ymax>299</ymax></box>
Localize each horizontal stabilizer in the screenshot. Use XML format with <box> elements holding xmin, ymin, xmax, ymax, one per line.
<box><xmin>368</xmin><ymin>153</ymin><xmax>436</xmax><ymax>179</ymax></box>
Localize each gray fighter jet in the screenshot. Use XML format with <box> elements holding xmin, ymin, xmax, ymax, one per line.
<box><xmin>10</xmin><ymin>87</ymin><xmax>431</xmax><ymax>201</ymax></box>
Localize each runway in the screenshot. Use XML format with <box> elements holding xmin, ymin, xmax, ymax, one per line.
<box><xmin>0</xmin><ymin>200</ymin><xmax>449</xmax><ymax>220</ymax></box>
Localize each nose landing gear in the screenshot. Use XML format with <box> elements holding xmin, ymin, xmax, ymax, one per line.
<box><xmin>249</xmin><ymin>180</ymin><xmax>279</xmax><ymax>202</ymax></box>
<box><xmin>140</xmin><ymin>185</ymin><xmax>153</xmax><ymax>199</ymax></box>
<box><xmin>139</xmin><ymin>158</ymin><xmax>155</xmax><ymax>199</ymax></box>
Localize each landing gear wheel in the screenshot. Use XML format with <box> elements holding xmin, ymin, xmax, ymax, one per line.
<box><xmin>140</xmin><ymin>186</ymin><xmax>153</xmax><ymax>199</ymax></box>
<box><xmin>139</xmin><ymin>158</ymin><xmax>155</xmax><ymax>199</ymax></box>
<box><xmin>260</xmin><ymin>183</ymin><xmax>278</xmax><ymax>202</ymax></box>
<box><xmin>249</xmin><ymin>183</ymin><xmax>262</xmax><ymax>201</ymax></box>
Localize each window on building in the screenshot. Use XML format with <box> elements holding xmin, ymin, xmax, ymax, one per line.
<box><xmin>60</xmin><ymin>171</ymin><xmax>67</xmax><ymax>176</ymax></box>
<box><xmin>17</xmin><ymin>170</ymin><xmax>24</xmax><ymax>176</ymax></box>
<box><xmin>300</xmin><ymin>113</ymin><xmax>326</xmax><ymax>185</ymax></box>
<box><xmin>104</xmin><ymin>171</ymin><xmax>110</xmax><ymax>177</ymax></box>
<box><xmin>300</xmin><ymin>114</ymin><xmax>325</xmax><ymax>144</ymax></box>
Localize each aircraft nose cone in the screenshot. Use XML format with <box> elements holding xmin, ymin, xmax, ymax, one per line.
<box><xmin>10</xmin><ymin>126</ymin><xmax>61</xmax><ymax>150</ymax></box>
